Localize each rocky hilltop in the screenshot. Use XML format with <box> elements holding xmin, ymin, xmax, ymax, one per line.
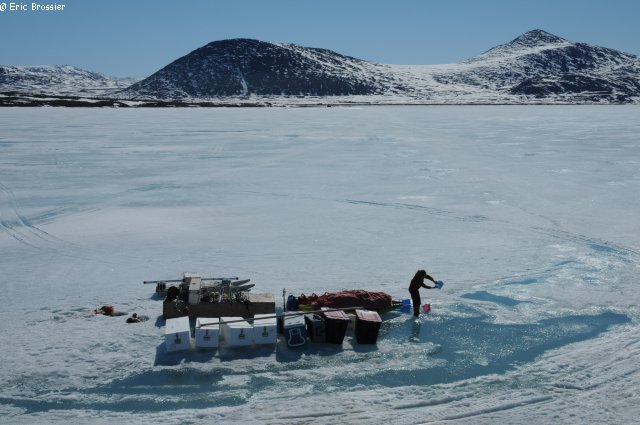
<box><xmin>121</xmin><ymin>38</ymin><xmax>387</xmax><ymax>99</ymax></box>
<box><xmin>0</xmin><ymin>65</ymin><xmax>136</xmax><ymax>96</ymax></box>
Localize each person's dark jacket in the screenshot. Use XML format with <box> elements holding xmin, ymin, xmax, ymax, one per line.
<box><xmin>409</xmin><ymin>269</ymin><xmax>435</xmax><ymax>292</ymax></box>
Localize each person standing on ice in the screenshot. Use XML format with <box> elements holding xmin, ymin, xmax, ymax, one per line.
<box><xmin>408</xmin><ymin>269</ymin><xmax>437</xmax><ymax>317</ymax></box>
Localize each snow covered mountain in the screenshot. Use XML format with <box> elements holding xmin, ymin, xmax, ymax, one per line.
<box><xmin>120</xmin><ymin>38</ymin><xmax>389</xmax><ymax>99</ymax></box>
<box><xmin>0</xmin><ymin>65</ymin><xmax>137</xmax><ymax>96</ymax></box>
<box><xmin>2</xmin><ymin>30</ymin><xmax>639</xmax><ymax>105</ymax></box>
<box><xmin>437</xmin><ymin>29</ymin><xmax>640</xmax><ymax>103</ymax></box>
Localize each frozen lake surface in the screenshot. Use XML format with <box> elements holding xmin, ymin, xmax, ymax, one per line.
<box><xmin>1</xmin><ymin>106</ymin><xmax>639</xmax><ymax>424</ymax></box>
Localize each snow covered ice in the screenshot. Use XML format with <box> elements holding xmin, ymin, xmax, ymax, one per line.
<box><xmin>1</xmin><ymin>106</ymin><xmax>639</xmax><ymax>424</ymax></box>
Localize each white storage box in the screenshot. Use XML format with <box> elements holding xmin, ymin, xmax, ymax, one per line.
<box><xmin>220</xmin><ymin>317</ymin><xmax>254</xmax><ymax>347</ymax></box>
<box><xmin>283</xmin><ymin>314</ymin><xmax>307</xmax><ymax>347</ymax></box>
<box><xmin>195</xmin><ymin>317</ymin><xmax>220</xmax><ymax>349</ymax></box>
<box><xmin>183</xmin><ymin>272</ymin><xmax>200</xmax><ymax>282</ymax></box>
<box><xmin>165</xmin><ymin>316</ymin><xmax>191</xmax><ymax>352</ymax></box>
<box><xmin>186</xmin><ymin>274</ymin><xmax>202</xmax><ymax>305</ymax></box>
<box><xmin>253</xmin><ymin>314</ymin><xmax>277</xmax><ymax>344</ymax></box>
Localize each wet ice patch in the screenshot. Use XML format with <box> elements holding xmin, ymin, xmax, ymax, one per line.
<box><xmin>383</xmin><ymin>309</ymin><xmax>630</xmax><ymax>386</ymax></box>
<box><xmin>461</xmin><ymin>290</ymin><xmax>529</xmax><ymax>307</ymax></box>
<box><xmin>0</xmin><ymin>309</ymin><xmax>628</xmax><ymax>416</ymax></box>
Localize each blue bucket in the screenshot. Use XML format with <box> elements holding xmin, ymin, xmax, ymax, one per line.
<box><xmin>400</xmin><ymin>298</ymin><xmax>412</xmax><ymax>313</ymax></box>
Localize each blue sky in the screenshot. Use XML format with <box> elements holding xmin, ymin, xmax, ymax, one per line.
<box><xmin>1</xmin><ymin>0</ymin><xmax>639</xmax><ymax>78</ymax></box>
